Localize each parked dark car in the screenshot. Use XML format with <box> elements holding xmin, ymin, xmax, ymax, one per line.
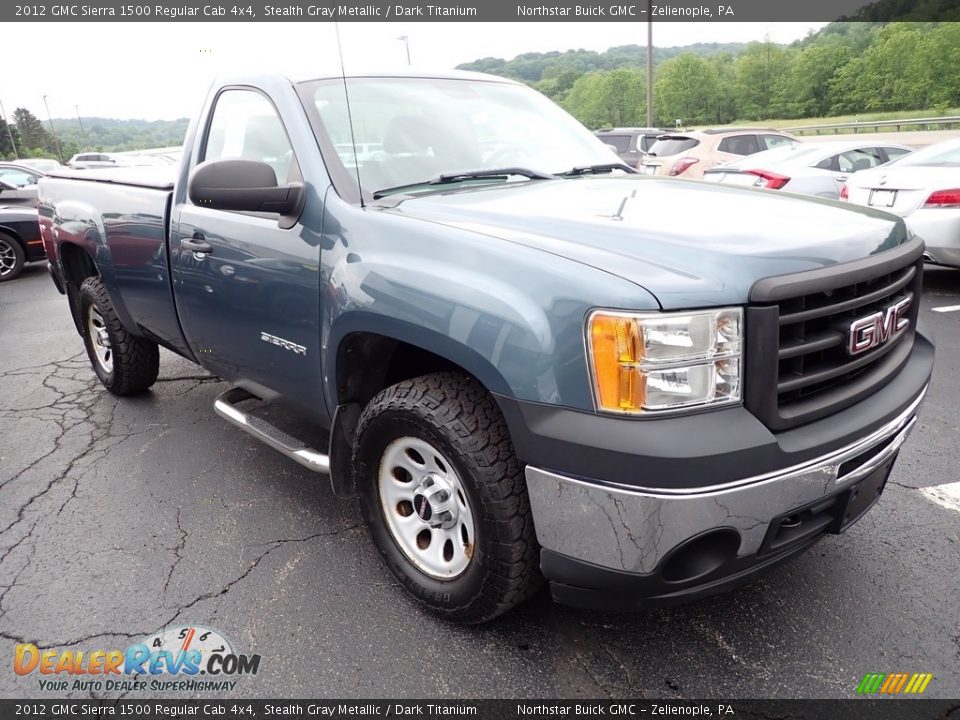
<box><xmin>0</xmin><ymin>162</ymin><xmax>46</xmax><ymax>207</ymax></box>
<box><xmin>594</xmin><ymin>127</ymin><xmax>668</xmax><ymax>166</ymax></box>
<box><xmin>0</xmin><ymin>205</ymin><xmax>45</xmax><ymax>281</ymax></box>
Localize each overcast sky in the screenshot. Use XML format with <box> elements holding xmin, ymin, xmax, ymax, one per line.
<box><xmin>2</xmin><ymin>22</ymin><xmax>826</xmax><ymax>122</ymax></box>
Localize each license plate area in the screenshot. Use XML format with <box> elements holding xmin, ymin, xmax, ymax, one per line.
<box><xmin>643</xmin><ymin>164</ymin><xmax>658</xmax><ymax>175</ymax></box>
<box><xmin>758</xmin><ymin>453</ymin><xmax>897</xmax><ymax>556</ymax></box>
<box><xmin>869</xmin><ymin>189</ymin><xmax>897</xmax><ymax>207</ymax></box>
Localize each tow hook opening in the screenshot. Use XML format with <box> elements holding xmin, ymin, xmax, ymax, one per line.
<box><xmin>660</xmin><ymin>528</ymin><xmax>741</xmax><ymax>584</ymax></box>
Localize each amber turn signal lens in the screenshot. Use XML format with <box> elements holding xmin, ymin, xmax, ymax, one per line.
<box><xmin>589</xmin><ymin>314</ymin><xmax>645</xmax><ymax>411</ymax></box>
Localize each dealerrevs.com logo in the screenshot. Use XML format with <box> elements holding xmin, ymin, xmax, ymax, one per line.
<box><xmin>14</xmin><ymin>626</ymin><xmax>261</xmax><ymax>693</ymax></box>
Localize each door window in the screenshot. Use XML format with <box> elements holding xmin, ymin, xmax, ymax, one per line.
<box><xmin>883</xmin><ymin>147</ymin><xmax>912</xmax><ymax>163</ymax></box>
<box><xmin>0</xmin><ymin>168</ymin><xmax>39</xmax><ymax>186</ymax></box>
<box><xmin>836</xmin><ymin>147</ymin><xmax>884</xmax><ymax>173</ymax></box>
<box><xmin>201</xmin><ymin>89</ymin><xmax>298</xmax><ymax>185</ymax></box>
<box><xmin>717</xmin><ymin>134</ymin><xmax>759</xmax><ymax>156</ymax></box>
<box><xmin>600</xmin><ymin>135</ymin><xmax>631</xmax><ymax>154</ymax></box>
<box><xmin>760</xmin><ymin>134</ymin><xmax>794</xmax><ymax>150</ymax></box>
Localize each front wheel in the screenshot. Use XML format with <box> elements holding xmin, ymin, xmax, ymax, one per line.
<box><xmin>79</xmin><ymin>277</ymin><xmax>160</xmax><ymax>395</ymax></box>
<box><xmin>0</xmin><ymin>234</ymin><xmax>26</xmax><ymax>282</ymax></box>
<box><xmin>354</xmin><ymin>372</ymin><xmax>542</xmax><ymax>623</ymax></box>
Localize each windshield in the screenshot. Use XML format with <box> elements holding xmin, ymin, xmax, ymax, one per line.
<box><xmin>890</xmin><ymin>138</ymin><xmax>960</xmax><ymax>167</ymax></box>
<box><xmin>300</xmin><ymin>77</ymin><xmax>619</xmax><ymax>199</ymax></box>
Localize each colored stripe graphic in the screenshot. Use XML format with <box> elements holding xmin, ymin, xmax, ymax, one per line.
<box><xmin>857</xmin><ymin>672</ymin><xmax>932</xmax><ymax>694</ymax></box>
<box><xmin>856</xmin><ymin>673</ymin><xmax>885</xmax><ymax>693</ymax></box>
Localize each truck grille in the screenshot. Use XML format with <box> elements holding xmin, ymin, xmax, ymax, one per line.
<box><xmin>745</xmin><ymin>240</ymin><xmax>923</xmax><ymax>431</ymax></box>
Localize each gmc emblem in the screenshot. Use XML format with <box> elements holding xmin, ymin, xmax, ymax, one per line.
<box><xmin>847</xmin><ymin>295</ymin><xmax>912</xmax><ymax>356</ymax></box>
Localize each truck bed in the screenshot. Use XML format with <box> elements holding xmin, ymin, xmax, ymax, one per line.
<box><xmin>39</xmin><ymin>171</ymin><xmax>189</xmax><ymax>356</ymax></box>
<box><xmin>46</xmin><ymin>165</ymin><xmax>176</xmax><ymax>191</ymax></box>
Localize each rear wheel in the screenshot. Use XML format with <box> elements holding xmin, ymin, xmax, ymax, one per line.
<box><xmin>79</xmin><ymin>277</ymin><xmax>160</xmax><ymax>395</ymax></box>
<box><xmin>0</xmin><ymin>234</ymin><xmax>25</xmax><ymax>282</ymax></box>
<box><xmin>355</xmin><ymin>372</ymin><xmax>542</xmax><ymax>624</ymax></box>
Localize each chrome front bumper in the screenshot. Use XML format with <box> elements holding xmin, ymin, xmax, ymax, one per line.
<box><xmin>525</xmin><ymin>388</ymin><xmax>926</xmax><ymax>575</ymax></box>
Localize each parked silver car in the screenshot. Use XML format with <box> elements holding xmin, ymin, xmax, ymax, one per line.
<box><xmin>13</xmin><ymin>158</ymin><xmax>65</xmax><ymax>174</ymax></box>
<box><xmin>0</xmin><ymin>162</ymin><xmax>46</xmax><ymax>207</ymax></box>
<box><xmin>702</xmin><ymin>140</ymin><xmax>912</xmax><ymax>198</ymax></box>
<box><xmin>842</xmin><ymin>137</ymin><xmax>960</xmax><ymax>268</ymax></box>
<box><xmin>68</xmin><ymin>152</ymin><xmax>120</xmax><ymax>169</ymax></box>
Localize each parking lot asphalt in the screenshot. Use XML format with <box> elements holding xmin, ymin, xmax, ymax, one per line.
<box><xmin>1</xmin><ymin>263</ymin><xmax>958</xmax><ymax>700</ymax></box>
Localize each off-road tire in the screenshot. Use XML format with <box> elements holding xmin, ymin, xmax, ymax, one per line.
<box><xmin>79</xmin><ymin>277</ymin><xmax>160</xmax><ymax>395</ymax></box>
<box><xmin>0</xmin><ymin>233</ymin><xmax>26</xmax><ymax>282</ymax></box>
<box><xmin>355</xmin><ymin>372</ymin><xmax>542</xmax><ymax>624</ymax></box>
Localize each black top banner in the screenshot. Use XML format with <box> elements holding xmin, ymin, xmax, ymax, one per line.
<box><xmin>5</xmin><ymin>0</ymin><xmax>960</xmax><ymax>22</ymax></box>
<box><xmin>0</xmin><ymin>699</ymin><xmax>958</xmax><ymax>720</ymax></box>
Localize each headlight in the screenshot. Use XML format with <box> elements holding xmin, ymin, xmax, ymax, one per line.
<box><xmin>587</xmin><ymin>308</ymin><xmax>742</xmax><ymax>414</ymax></box>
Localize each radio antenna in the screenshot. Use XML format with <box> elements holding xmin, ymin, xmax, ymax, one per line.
<box><xmin>334</xmin><ymin>22</ymin><xmax>365</xmax><ymax>207</ymax></box>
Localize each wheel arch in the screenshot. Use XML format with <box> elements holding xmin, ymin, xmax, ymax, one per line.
<box><xmin>325</xmin><ymin>316</ymin><xmax>515</xmax><ymax>499</ymax></box>
<box><xmin>0</xmin><ymin>226</ymin><xmax>26</xmax><ymax>249</ymax></box>
<box><xmin>330</xmin><ymin>323</ymin><xmax>512</xmax><ymax>412</ymax></box>
<box><xmin>58</xmin><ymin>241</ymin><xmax>101</xmax><ymax>335</ymax></box>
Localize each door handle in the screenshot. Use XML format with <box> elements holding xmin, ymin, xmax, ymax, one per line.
<box><xmin>182</xmin><ymin>234</ymin><xmax>213</xmax><ymax>254</ymax></box>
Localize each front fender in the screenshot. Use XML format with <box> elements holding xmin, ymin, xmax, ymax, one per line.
<box><xmin>320</xmin><ymin>200</ymin><xmax>659</xmax><ymax>414</ymax></box>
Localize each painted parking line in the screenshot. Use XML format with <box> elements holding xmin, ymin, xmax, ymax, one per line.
<box><xmin>921</xmin><ymin>481</ymin><xmax>960</xmax><ymax>513</ymax></box>
<box><xmin>931</xmin><ymin>304</ymin><xmax>960</xmax><ymax>313</ymax></box>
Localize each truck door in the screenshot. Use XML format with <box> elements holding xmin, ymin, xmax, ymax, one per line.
<box><xmin>171</xmin><ymin>87</ymin><xmax>323</xmax><ymax>416</ymax></box>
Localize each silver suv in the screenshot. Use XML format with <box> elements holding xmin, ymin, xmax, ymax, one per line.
<box><xmin>68</xmin><ymin>153</ymin><xmax>119</xmax><ymax>170</ymax></box>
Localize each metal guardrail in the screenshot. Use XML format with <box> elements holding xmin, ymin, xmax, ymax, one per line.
<box><xmin>784</xmin><ymin>116</ymin><xmax>960</xmax><ymax>135</ymax></box>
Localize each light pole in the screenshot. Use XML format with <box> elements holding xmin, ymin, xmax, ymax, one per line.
<box><xmin>397</xmin><ymin>35</ymin><xmax>411</xmax><ymax>66</ymax></box>
<box><xmin>42</xmin><ymin>94</ymin><xmax>64</xmax><ymax>164</ymax></box>
<box><xmin>76</xmin><ymin>104</ymin><xmax>87</xmax><ymax>143</ymax></box>
<box><xmin>0</xmin><ymin>97</ymin><xmax>19</xmax><ymax>159</ymax></box>
<box><xmin>646</xmin><ymin>6</ymin><xmax>654</xmax><ymax>127</ymax></box>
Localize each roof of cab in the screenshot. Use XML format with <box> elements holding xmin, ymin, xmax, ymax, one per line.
<box><xmin>285</xmin><ymin>69</ymin><xmax>520</xmax><ymax>85</ymax></box>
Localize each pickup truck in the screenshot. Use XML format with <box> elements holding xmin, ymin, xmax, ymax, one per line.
<box><xmin>39</xmin><ymin>71</ymin><xmax>933</xmax><ymax>624</ymax></box>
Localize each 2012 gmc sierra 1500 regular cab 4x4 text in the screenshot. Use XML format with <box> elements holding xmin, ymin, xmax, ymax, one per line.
<box><xmin>38</xmin><ymin>72</ymin><xmax>934</xmax><ymax>623</ymax></box>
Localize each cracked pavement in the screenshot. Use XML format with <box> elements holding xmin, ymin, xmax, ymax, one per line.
<box><xmin>1</xmin><ymin>264</ymin><xmax>959</xmax><ymax>699</ymax></box>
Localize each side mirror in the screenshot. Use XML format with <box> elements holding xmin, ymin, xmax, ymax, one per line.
<box><xmin>188</xmin><ymin>158</ymin><xmax>304</xmax><ymax>229</ymax></box>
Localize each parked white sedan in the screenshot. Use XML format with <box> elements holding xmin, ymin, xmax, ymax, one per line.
<box><xmin>702</xmin><ymin>140</ymin><xmax>912</xmax><ymax>199</ymax></box>
<box><xmin>842</xmin><ymin>138</ymin><xmax>960</xmax><ymax>268</ymax></box>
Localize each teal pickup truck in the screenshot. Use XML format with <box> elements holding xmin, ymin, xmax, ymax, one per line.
<box><xmin>39</xmin><ymin>72</ymin><xmax>933</xmax><ymax>623</ymax></box>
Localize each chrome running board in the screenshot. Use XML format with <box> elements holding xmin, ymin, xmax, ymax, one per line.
<box><xmin>213</xmin><ymin>387</ymin><xmax>330</xmax><ymax>474</ymax></box>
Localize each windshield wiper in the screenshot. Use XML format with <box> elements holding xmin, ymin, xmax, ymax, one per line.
<box><xmin>372</xmin><ymin>167</ymin><xmax>556</xmax><ymax>200</ymax></box>
<box><xmin>559</xmin><ymin>163</ymin><xmax>637</xmax><ymax>177</ymax></box>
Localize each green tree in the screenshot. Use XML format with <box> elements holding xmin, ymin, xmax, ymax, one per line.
<box><xmin>829</xmin><ymin>24</ymin><xmax>934</xmax><ymax>113</ymax></box>
<box><xmin>0</xmin><ymin>118</ymin><xmax>22</xmax><ymax>159</ymax></box>
<box><xmin>653</xmin><ymin>54</ymin><xmax>719</xmax><ymax>126</ymax></box>
<box><xmin>708</xmin><ymin>52</ymin><xmax>739</xmax><ymax>124</ymax></box>
<box><xmin>733</xmin><ymin>41</ymin><xmax>791</xmax><ymax>120</ymax></box>
<box><xmin>599</xmin><ymin>68</ymin><xmax>646</xmax><ymax>127</ymax></box>
<box><xmin>777</xmin><ymin>39</ymin><xmax>853</xmax><ymax>118</ymax></box>
<box><xmin>921</xmin><ymin>22</ymin><xmax>960</xmax><ymax>110</ymax></box>
<box><xmin>561</xmin><ymin>68</ymin><xmax>647</xmax><ymax>128</ymax></box>
<box><xmin>12</xmin><ymin>108</ymin><xmax>53</xmax><ymax>151</ymax></box>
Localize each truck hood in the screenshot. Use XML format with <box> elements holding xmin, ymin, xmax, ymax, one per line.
<box><xmin>382</xmin><ymin>176</ymin><xmax>907</xmax><ymax>309</ymax></box>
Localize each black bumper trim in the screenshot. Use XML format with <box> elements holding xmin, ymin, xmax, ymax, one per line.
<box><xmin>495</xmin><ymin>329</ymin><xmax>932</xmax><ymax>491</ymax></box>
<box><xmin>542</xmin><ymin>537</ymin><xmax>822</xmax><ymax>611</ymax></box>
